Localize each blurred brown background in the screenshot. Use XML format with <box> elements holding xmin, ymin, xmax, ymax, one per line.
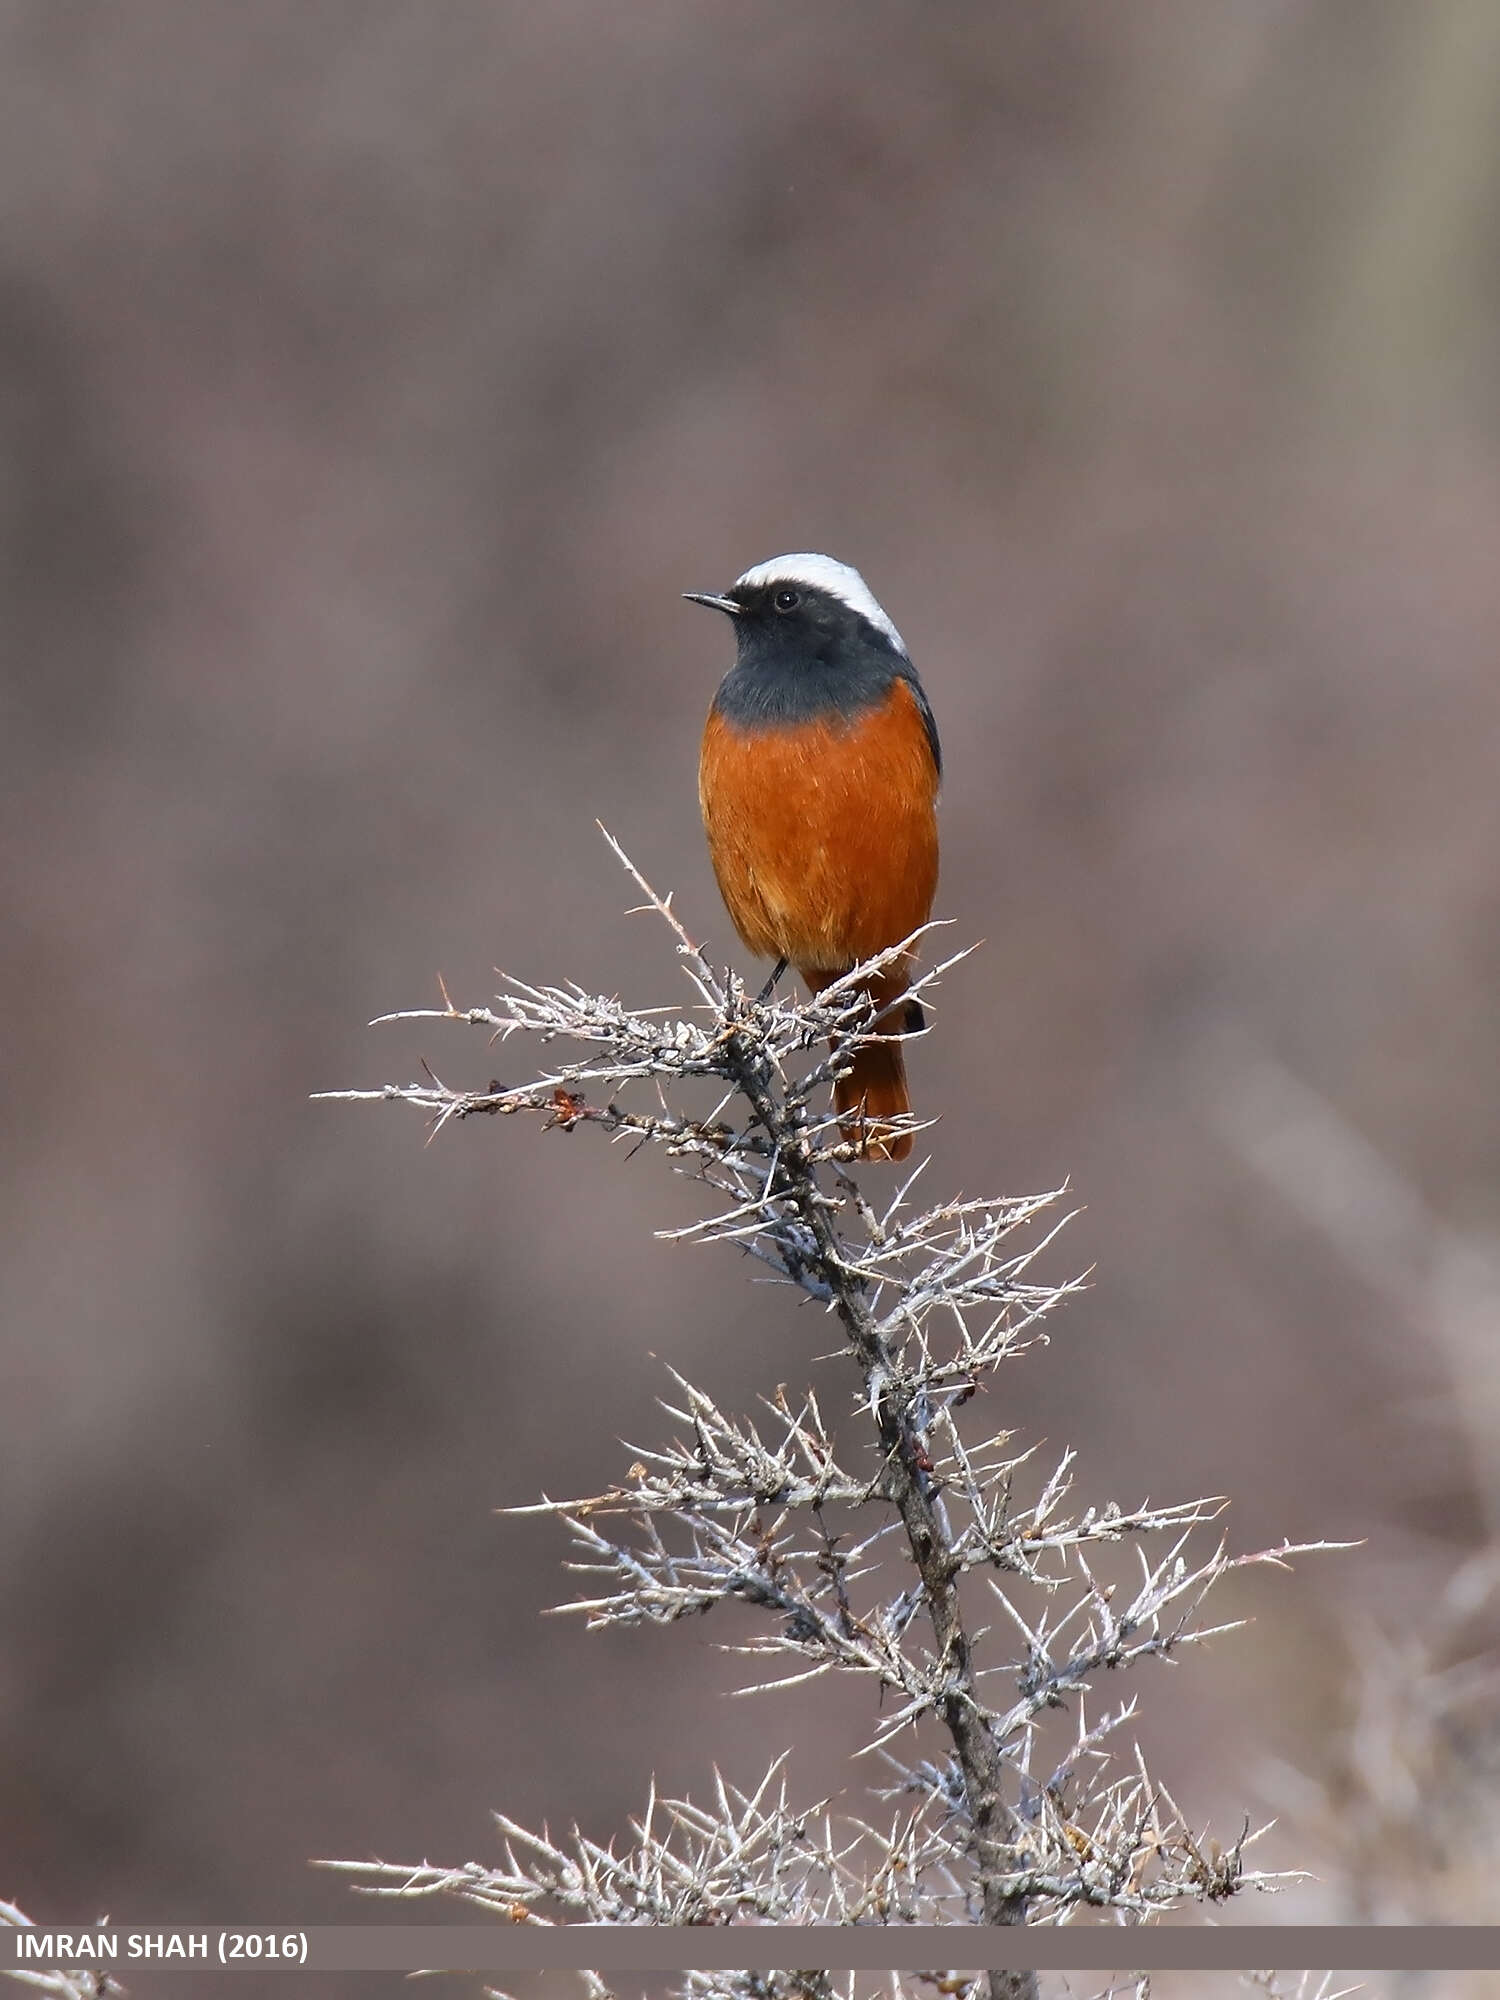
<box><xmin>3</xmin><ymin>1</ymin><xmax>1500</xmax><ymax>1992</ymax></box>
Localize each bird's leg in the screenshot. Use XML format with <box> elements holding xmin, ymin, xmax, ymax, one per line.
<box><xmin>756</xmin><ymin>957</ymin><xmax>789</xmax><ymax>1005</ymax></box>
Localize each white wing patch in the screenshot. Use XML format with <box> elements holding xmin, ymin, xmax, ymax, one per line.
<box><xmin>733</xmin><ymin>552</ymin><xmax>908</xmax><ymax>657</ymax></box>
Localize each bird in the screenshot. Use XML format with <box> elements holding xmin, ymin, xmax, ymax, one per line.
<box><xmin>687</xmin><ymin>552</ymin><xmax>940</xmax><ymax>1162</ymax></box>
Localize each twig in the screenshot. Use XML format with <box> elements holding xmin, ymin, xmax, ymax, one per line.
<box><xmin>318</xmin><ymin>834</ymin><xmax>1342</xmax><ymax>1999</ymax></box>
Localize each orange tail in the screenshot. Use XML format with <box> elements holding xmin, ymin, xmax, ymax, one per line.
<box><xmin>834</xmin><ymin>1036</ymin><xmax>912</xmax><ymax>1162</ymax></box>
<box><xmin>801</xmin><ymin>967</ymin><xmax>919</xmax><ymax>1163</ymax></box>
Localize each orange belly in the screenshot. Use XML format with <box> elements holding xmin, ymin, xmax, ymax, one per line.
<box><xmin>698</xmin><ymin>678</ymin><xmax>939</xmax><ymax>978</ymax></box>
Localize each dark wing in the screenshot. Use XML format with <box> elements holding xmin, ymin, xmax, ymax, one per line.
<box><xmin>898</xmin><ymin>663</ymin><xmax>942</xmax><ymax>780</ymax></box>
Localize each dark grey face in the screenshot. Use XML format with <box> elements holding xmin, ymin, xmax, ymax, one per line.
<box><xmin>690</xmin><ymin>579</ymin><xmax>941</xmax><ymax>774</ymax></box>
<box><xmin>722</xmin><ymin>577</ymin><xmax>906</xmax><ymax>673</ymax></box>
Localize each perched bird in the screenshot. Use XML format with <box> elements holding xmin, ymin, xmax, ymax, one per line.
<box><xmin>688</xmin><ymin>553</ymin><xmax>940</xmax><ymax>1161</ymax></box>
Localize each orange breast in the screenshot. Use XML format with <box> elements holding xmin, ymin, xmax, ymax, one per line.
<box><xmin>698</xmin><ymin>678</ymin><xmax>939</xmax><ymax>978</ymax></box>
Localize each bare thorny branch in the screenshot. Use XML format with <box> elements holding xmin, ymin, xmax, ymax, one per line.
<box><xmin>480</xmin><ymin>1978</ymin><xmax>1361</xmax><ymax>2000</ymax></box>
<box><xmin>0</xmin><ymin>1904</ymin><xmax>123</xmax><ymax>2000</ymax></box>
<box><xmin>317</xmin><ymin>832</ymin><xmax>1343</xmax><ymax>1999</ymax></box>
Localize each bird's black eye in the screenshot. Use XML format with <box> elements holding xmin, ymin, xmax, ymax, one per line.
<box><xmin>773</xmin><ymin>587</ymin><xmax>801</xmax><ymax>612</ymax></box>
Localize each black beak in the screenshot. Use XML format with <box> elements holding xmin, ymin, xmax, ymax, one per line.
<box><xmin>682</xmin><ymin>591</ymin><xmax>741</xmax><ymax>616</ymax></box>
